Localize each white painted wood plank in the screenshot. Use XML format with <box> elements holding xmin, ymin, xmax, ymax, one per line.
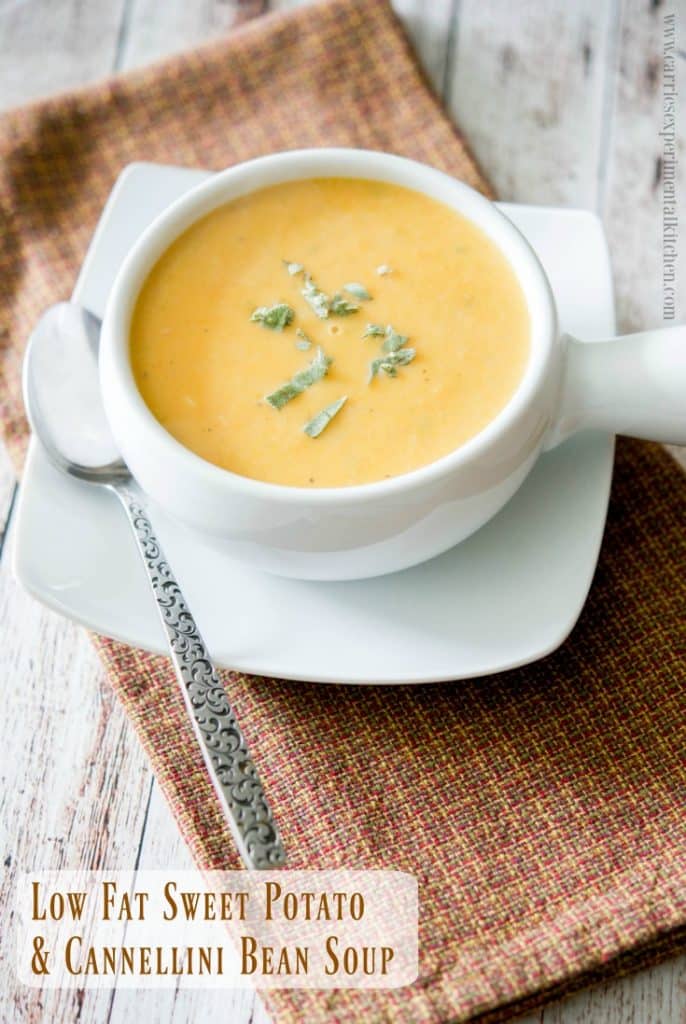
<box><xmin>600</xmin><ymin>0</ymin><xmax>685</xmax><ymax>471</ymax></box>
<box><xmin>446</xmin><ymin>0</ymin><xmax>615</xmax><ymax>208</ymax></box>
<box><xmin>601</xmin><ymin>0</ymin><xmax>685</xmax><ymax>332</ymax></box>
<box><xmin>109</xmin><ymin>987</ymin><xmax>267</xmax><ymax>1024</ymax></box>
<box><xmin>387</xmin><ymin>0</ymin><xmax>455</xmax><ymax>95</ymax></box>
<box><xmin>0</xmin><ymin>531</ymin><xmax>155</xmax><ymax>1024</ymax></box>
<box><xmin>0</xmin><ymin>0</ymin><xmax>127</xmax><ymax>111</ymax></box>
<box><xmin>106</xmin><ymin>784</ymin><xmax>270</xmax><ymax>1024</ymax></box>
<box><xmin>0</xmin><ymin>2</ymin><xmax>225</xmax><ymax>1021</ymax></box>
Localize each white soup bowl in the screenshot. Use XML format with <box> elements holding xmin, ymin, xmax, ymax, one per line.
<box><xmin>100</xmin><ymin>149</ymin><xmax>686</xmax><ymax>580</ymax></box>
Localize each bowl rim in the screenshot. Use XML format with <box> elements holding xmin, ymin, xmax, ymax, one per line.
<box><xmin>101</xmin><ymin>147</ymin><xmax>558</xmax><ymax>506</ymax></box>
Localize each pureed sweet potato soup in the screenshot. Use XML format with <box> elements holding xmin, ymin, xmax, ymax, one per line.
<box><xmin>130</xmin><ymin>178</ymin><xmax>530</xmax><ymax>488</ymax></box>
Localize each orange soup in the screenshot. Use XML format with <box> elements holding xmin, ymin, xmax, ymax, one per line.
<box><xmin>130</xmin><ymin>178</ymin><xmax>530</xmax><ymax>487</ymax></box>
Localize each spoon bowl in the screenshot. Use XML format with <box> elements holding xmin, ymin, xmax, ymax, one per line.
<box><xmin>23</xmin><ymin>303</ymin><xmax>129</xmax><ymax>485</ymax></box>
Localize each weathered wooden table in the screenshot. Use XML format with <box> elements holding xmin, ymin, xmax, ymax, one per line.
<box><xmin>1</xmin><ymin>1</ymin><xmax>683</xmax><ymax>1021</ymax></box>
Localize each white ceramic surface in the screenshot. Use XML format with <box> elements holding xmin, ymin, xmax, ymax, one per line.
<box><xmin>13</xmin><ymin>161</ymin><xmax>616</xmax><ymax>684</ymax></box>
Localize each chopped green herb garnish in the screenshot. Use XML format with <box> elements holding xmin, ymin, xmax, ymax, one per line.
<box><xmin>369</xmin><ymin>348</ymin><xmax>416</xmax><ymax>381</ymax></box>
<box><xmin>301</xmin><ymin>275</ymin><xmax>330</xmax><ymax>319</ymax></box>
<box><xmin>330</xmin><ymin>293</ymin><xmax>360</xmax><ymax>316</ymax></box>
<box><xmin>363</xmin><ymin>323</ymin><xmax>407</xmax><ymax>348</ymax></box>
<box><xmin>303</xmin><ymin>396</ymin><xmax>347</xmax><ymax>438</ymax></box>
<box><xmin>363</xmin><ymin>323</ymin><xmax>385</xmax><ymax>338</ymax></box>
<box><xmin>299</xmin><ymin>271</ymin><xmax>363</xmax><ymax>318</ymax></box>
<box><xmin>376</xmin><ymin>264</ymin><xmax>392</xmax><ymax>276</ymax></box>
<box><xmin>382</xmin><ymin>326</ymin><xmax>408</xmax><ymax>352</ymax></box>
<box><xmin>265</xmin><ymin>346</ymin><xmax>332</xmax><ymax>409</ymax></box>
<box><xmin>283</xmin><ymin>260</ymin><xmax>304</xmax><ymax>276</ymax></box>
<box><xmin>295</xmin><ymin>328</ymin><xmax>312</xmax><ymax>351</ymax></box>
<box><xmin>366</xmin><ymin>324</ymin><xmax>415</xmax><ymax>381</ymax></box>
<box><xmin>343</xmin><ymin>282</ymin><xmax>371</xmax><ymax>301</ymax></box>
<box><xmin>369</xmin><ymin>324</ymin><xmax>415</xmax><ymax>379</ymax></box>
<box><xmin>250</xmin><ymin>303</ymin><xmax>294</xmax><ymax>331</ymax></box>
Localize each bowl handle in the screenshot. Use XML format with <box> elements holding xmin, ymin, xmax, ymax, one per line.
<box><xmin>546</xmin><ymin>324</ymin><xmax>686</xmax><ymax>449</ymax></box>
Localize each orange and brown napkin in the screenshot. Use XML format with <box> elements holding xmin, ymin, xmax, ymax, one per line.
<box><xmin>1</xmin><ymin>1</ymin><xmax>685</xmax><ymax>1021</ymax></box>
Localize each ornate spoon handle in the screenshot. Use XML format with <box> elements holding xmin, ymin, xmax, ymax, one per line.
<box><xmin>113</xmin><ymin>483</ymin><xmax>286</xmax><ymax>869</ymax></box>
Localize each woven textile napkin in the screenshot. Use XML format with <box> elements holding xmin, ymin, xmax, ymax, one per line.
<box><xmin>1</xmin><ymin>1</ymin><xmax>685</xmax><ymax>1021</ymax></box>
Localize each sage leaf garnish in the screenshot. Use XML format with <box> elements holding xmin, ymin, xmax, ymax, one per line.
<box><xmin>363</xmin><ymin>323</ymin><xmax>407</xmax><ymax>348</ymax></box>
<box><xmin>265</xmin><ymin>346</ymin><xmax>332</xmax><ymax>409</ymax></box>
<box><xmin>382</xmin><ymin>326</ymin><xmax>408</xmax><ymax>352</ymax></box>
<box><xmin>376</xmin><ymin>264</ymin><xmax>392</xmax><ymax>275</ymax></box>
<box><xmin>343</xmin><ymin>282</ymin><xmax>371</xmax><ymax>301</ymax></box>
<box><xmin>363</xmin><ymin>323</ymin><xmax>385</xmax><ymax>338</ymax></box>
<box><xmin>301</xmin><ymin>275</ymin><xmax>330</xmax><ymax>319</ymax></box>
<box><xmin>299</xmin><ymin>268</ymin><xmax>364</xmax><ymax>318</ymax></box>
<box><xmin>369</xmin><ymin>348</ymin><xmax>416</xmax><ymax>381</ymax></box>
<box><xmin>329</xmin><ymin>293</ymin><xmax>360</xmax><ymax>316</ymax></box>
<box><xmin>283</xmin><ymin>260</ymin><xmax>304</xmax><ymax>276</ymax></box>
<box><xmin>303</xmin><ymin>396</ymin><xmax>347</xmax><ymax>438</ymax></box>
<box><xmin>250</xmin><ymin>303</ymin><xmax>294</xmax><ymax>331</ymax></box>
<box><xmin>295</xmin><ymin>328</ymin><xmax>312</xmax><ymax>351</ymax></box>
<box><xmin>368</xmin><ymin>324</ymin><xmax>415</xmax><ymax>381</ymax></box>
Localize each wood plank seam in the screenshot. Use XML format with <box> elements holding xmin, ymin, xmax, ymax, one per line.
<box><xmin>441</xmin><ymin>0</ymin><xmax>462</xmax><ymax>102</ymax></box>
<box><xmin>0</xmin><ymin>481</ymin><xmax>18</xmax><ymax>561</ymax></box>
<box><xmin>113</xmin><ymin>0</ymin><xmax>137</xmax><ymax>72</ymax></box>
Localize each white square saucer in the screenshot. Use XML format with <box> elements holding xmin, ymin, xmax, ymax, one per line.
<box><xmin>12</xmin><ymin>163</ymin><xmax>615</xmax><ymax>684</ymax></box>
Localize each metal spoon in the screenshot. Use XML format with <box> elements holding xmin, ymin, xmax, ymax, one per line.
<box><xmin>23</xmin><ymin>302</ymin><xmax>286</xmax><ymax>870</ymax></box>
